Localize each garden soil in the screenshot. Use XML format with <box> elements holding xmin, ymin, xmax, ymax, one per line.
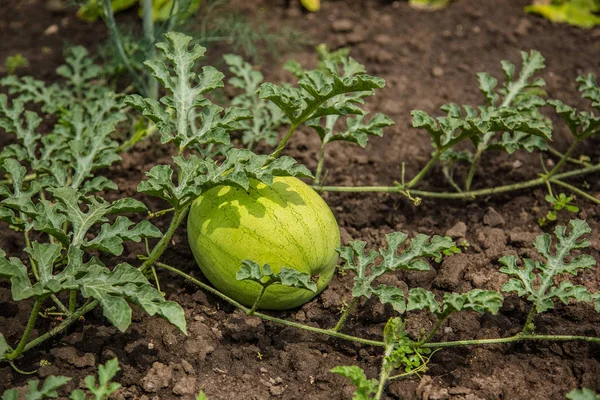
<box><xmin>1</xmin><ymin>0</ymin><xmax>600</xmax><ymax>399</ymax></box>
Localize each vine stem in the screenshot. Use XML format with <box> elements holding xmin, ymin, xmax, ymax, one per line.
<box><xmin>550</xmin><ymin>178</ymin><xmax>600</xmax><ymax>204</ymax></box>
<box><xmin>374</xmin><ymin>344</ymin><xmax>394</xmax><ymax>400</ymax></box>
<box><xmin>421</xmin><ymin>333</ymin><xmax>600</xmax><ymax>348</ymax></box>
<box><xmin>314</xmin><ymin>142</ymin><xmax>327</xmax><ymax>186</ymax></box>
<box><xmin>5</xmin><ymin>297</ymin><xmax>46</xmax><ymax>360</ymax></box>
<box><xmin>464</xmin><ymin>147</ymin><xmax>483</xmax><ymax>191</ymax></box>
<box><xmin>546</xmin><ymin>146</ymin><xmax>591</xmax><ymax>167</ymax></box>
<box><xmin>17</xmin><ymin>300</ymin><xmax>98</xmax><ymax>356</ymax></box>
<box><xmin>249</xmin><ymin>286</ymin><xmax>267</xmax><ymax>315</ymax></box>
<box><xmin>270</xmin><ymin>125</ymin><xmax>298</xmax><ymax>159</ymax></box>
<box><xmin>417</xmin><ymin>316</ymin><xmax>448</xmax><ymax>346</ymax></box>
<box><xmin>332</xmin><ymin>297</ymin><xmax>357</xmax><ymax>332</ymax></box>
<box><xmin>139</xmin><ymin>207</ymin><xmax>189</xmax><ymax>274</ymax></box>
<box><xmin>521</xmin><ymin>307</ymin><xmax>537</xmax><ymax>335</ymax></box>
<box><xmin>546</xmin><ymin>139</ymin><xmax>581</xmax><ymax>178</ymax></box>
<box><xmin>313</xmin><ymin>163</ymin><xmax>600</xmax><ymax>199</ymax></box>
<box><xmin>406</xmin><ymin>151</ymin><xmax>442</xmax><ymax>188</ymax></box>
<box><xmin>153</xmin><ymin>261</ymin><xmax>385</xmax><ymax>347</ymax></box>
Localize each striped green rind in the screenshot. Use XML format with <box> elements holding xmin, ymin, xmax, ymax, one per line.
<box><xmin>187</xmin><ymin>176</ymin><xmax>340</xmax><ymax>310</ymax></box>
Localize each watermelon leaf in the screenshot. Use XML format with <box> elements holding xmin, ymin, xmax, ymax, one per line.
<box><xmin>500</xmin><ymin>220</ymin><xmax>596</xmax><ymax>314</ymax></box>
<box><xmin>237</xmin><ymin>260</ymin><xmax>317</xmax><ymax>292</ymax></box>
<box><xmin>330</xmin><ymin>365</ymin><xmax>378</xmax><ymax>399</ymax></box>
<box><xmin>338</xmin><ymin>231</ymin><xmax>455</xmax><ymax>309</ymax></box>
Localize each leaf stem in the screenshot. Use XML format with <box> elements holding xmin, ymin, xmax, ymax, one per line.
<box><xmin>464</xmin><ymin>147</ymin><xmax>482</xmax><ymax>191</ymax></box>
<box><xmin>314</xmin><ymin>142</ymin><xmax>327</xmax><ymax>186</ymax></box>
<box><xmin>154</xmin><ymin>261</ymin><xmax>385</xmax><ymax>347</ymax></box>
<box><xmin>16</xmin><ymin>300</ymin><xmax>98</xmax><ymax>357</ymax></box>
<box><xmin>68</xmin><ymin>291</ymin><xmax>77</xmax><ymax>314</ymax></box>
<box><xmin>549</xmin><ymin>178</ymin><xmax>600</xmax><ymax>204</ymax></box>
<box><xmin>406</xmin><ymin>151</ymin><xmax>442</xmax><ymax>188</ymax></box>
<box><xmin>147</xmin><ymin>207</ymin><xmax>176</xmax><ymax>219</ymax></box>
<box><xmin>374</xmin><ymin>344</ymin><xmax>394</xmax><ymax>400</ymax></box>
<box><xmin>521</xmin><ymin>307</ymin><xmax>537</xmax><ymax>334</ymax></box>
<box><xmin>23</xmin><ymin>230</ymin><xmax>39</xmax><ymax>281</ymax></box>
<box><xmin>139</xmin><ymin>206</ymin><xmax>189</xmax><ymax>274</ymax></box>
<box><xmin>0</xmin><ymin>173</ymin><xmax>38</xmax><ymax>186</ymax></box>
<box><xmin>546</xmin><ymin>146</ymin><xmax>591</xmax><ymax>167</ymax></box>
<box><xmin>5</xmin><ymin>297</ymin><xmax>46</xmax><ymax>360</ymax></box>
<box><xmin>249</xmin><ymin>286</ymin><xmax>267</xmax><ymax>315</ymax></box>
<box><xmin>270</xmin><ymin>124</ymin><xmax>298</xmax><ymax>159</ymax></box>
<box><xmin>546</xmin><ymin>139</ymin><xmax>581</xmax><ymax>178</ymax></box>
<box><xmin>417</xmin><ymin>315</ymin><xmax>448</xmax><ymax>346</ymax></box>
<box><xmin>332</xmin><ymin>297</ymin><xmax>357</xmax><ymax>332</ymax></box>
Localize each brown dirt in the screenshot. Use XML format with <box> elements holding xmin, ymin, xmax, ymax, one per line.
<box><xmin>1</xmin><ymin>0</ymin><xmax>600</xmax><ymax>399</ymax></box>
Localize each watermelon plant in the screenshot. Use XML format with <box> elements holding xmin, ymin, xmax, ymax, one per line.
<box><xmin>1</xmin><ymin>358</ymin><xmax>121</xmax><ymax>399</ymax></box>
<box><xmin>310</xmin><ymin>50</ymin><xmax>599</xmax><ymax>222</ymax></box>
<box><xmin>2</xmin><ymin>29</ymin><xmax>600</xmax><ymax>400</ymax></box>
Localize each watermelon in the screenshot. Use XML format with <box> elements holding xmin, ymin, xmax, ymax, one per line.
<box><xmin>187</xmin><ymin>176</ymin><xmax>340</xmax><ymax>310</ymax></box>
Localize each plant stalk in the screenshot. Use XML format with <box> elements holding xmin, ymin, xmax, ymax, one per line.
<box><xmin>270</xmin><ymin>125</ymin><xmax>298</xmax><ymax>159</ymax></box>
<box><xmin>249</xmin><ymin>286</ymin><xmax>267</xmax><ymax>315</ymax></box>
<box><xmin>17</xmin><ymin>300</ymin><xmax>98</xmax><ymax>356</ymax></box>
<box><xmin>546</xmin><ymin>139</ymin><xmax>581</xmax><ymax>178</ymax></box>
<box><xmin>313</xmin><ymin>163</ymin><xmax>600</xmax><ymax>199</ymax></box>
<box><xmin>139</xmin><ymin>207</ymin><xmax>189</xmax><ymax>274</ymax></box>
<box><xmin>464</xmin><ymin>147</ymin><xmax>482</xmax><ymax>191</ymax></box>
<box><xmin>68</xmin><ymin>290</ymin><xmax>77</xmax><ymax>314</ymax></box>
<box><xmin>154</xmin><ymin>261</ymin><xmax>385</xmax><ymax>347</ymax></box>
<box><xmin>332</xmin><ymin>297</ymin><xmax>357</xmax><ymax>332</ymax></box>
<box><xmin>406</xmin><ymin>151</ymin><xmax>442</xmax><ymax>188</ymax></box>
<box><xmin>5</xmin><ymin>297</ymin><xmax>46</xmax><ymax>360</ymax></box>
<box><xmin>374</xmin><ymin>344</ymin><xmax>394</xmax><ymax>400</ymax></box>
<box><xmin>417</xmin><ymin>316</ymin><xmax>448</xmax><ymax>346</ymax></box>
<box><xmin>420</xmin><ymin>333</ymin><xmax>600</xmax><ymax>349</ymax></box>
<box><xmin>314</xmin><ymin>142</ymin><xmax>327</xmax><ymax>186</ymax></box>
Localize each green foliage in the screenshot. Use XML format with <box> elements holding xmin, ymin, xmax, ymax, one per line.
<box><xmin>406</xmin><ymin>288</ymin><xmax>504</xmax><ymax>318</ymax></box>
<box><xmin>128</xmin><ymin>33</ymin><xmax>311</xmax><ymax>210</ymax></box>
<box><xmin>4</xmin><ymin>54</ymin><xmax>29</xmax><ymax>75</ymax></box>
<box><xmin>223</xmin><ymin>54</ymin><xmax>286</xmax><ymax>150</ymax></box>
<box><xmin>1</xmin><ymin>376</ymin><xmax>70</xmax><ymax>400</ymax></box>
<box><xmin>414</xmin><ymin>50</ymin><xmax>550</xmax><ymax>155</ymax></box>
<box><xmin>383</xmin><ymin>317</ymin><xmax>431</xmax><ymax>373</ymax></box>
<box><xmin>70</xmin><ymin>358</ymin><xmax>121</xmax><ymax>400</ymax></box>
<box><xmin>338</xmin><ymin>232</ymin><xmax>455</xmax><ymax>312</ymax></box>
<box><xmin>500</xmin><ymin>220</ymin><xmax>596</xmax><ymax>313</ymax></box>
<box><xmin>0</xmin><ymin>45</ymin><xmax>187</xmax><ymax>351</ymax></box>
<box><xmin>236</xmin><ymin>260</ymin><xmax>318</xmax><ymax>292</ymax></box>
<box><xmin>548</xmin><ymin>74</ymin><xmax>600</xmax><ymax>141</ymax></box>
<box><xmin>567</xmin><ymin>388</ymin><xmax>600</xmax><ymax>400</ymax></box>
<box><xmin>330</xmin><ymin>366</ymin><xmax>378</xmax><ymax>400</ymax></box>
<box><xmin>543</xmin><ymin>192</ymin><xmax>579</xmax><ymax>222</ymax></box>
<box><xmin>526</xmin><ymin>0</ymin><xmax>600</xmax><ymax>28</ymax></box>
<box><xmin>259</xmin><ymin>51</ymin><xmax>386</xmax><ymax>127</ymax></box>
<box><xmin>1</xmin><ymin>358</ymin><xmax>121</xmax><ymax>400</ymax></box>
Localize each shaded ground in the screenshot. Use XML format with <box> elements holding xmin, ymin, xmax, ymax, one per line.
<box><xmin>1</xmin><ymin>0</ymin><xmax>600</xmax><ymax>399</ymax></box>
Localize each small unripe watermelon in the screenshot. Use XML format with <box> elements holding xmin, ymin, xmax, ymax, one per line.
<box><xmin>187</xmin><ymin>176</ymin><xmax>340</xmax><ymax>310</ymax></box>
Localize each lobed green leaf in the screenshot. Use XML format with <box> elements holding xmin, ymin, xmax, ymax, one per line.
<box><xmin>330</xmin><ymin>366</ymin><xmax>378</xmax><ymax>400</ymax></box>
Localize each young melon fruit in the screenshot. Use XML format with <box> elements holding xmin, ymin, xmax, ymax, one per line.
<box><xmin>187</xmin><ymin>176</ymin><xmax>340</xmax><ymax>310</ymax></box>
